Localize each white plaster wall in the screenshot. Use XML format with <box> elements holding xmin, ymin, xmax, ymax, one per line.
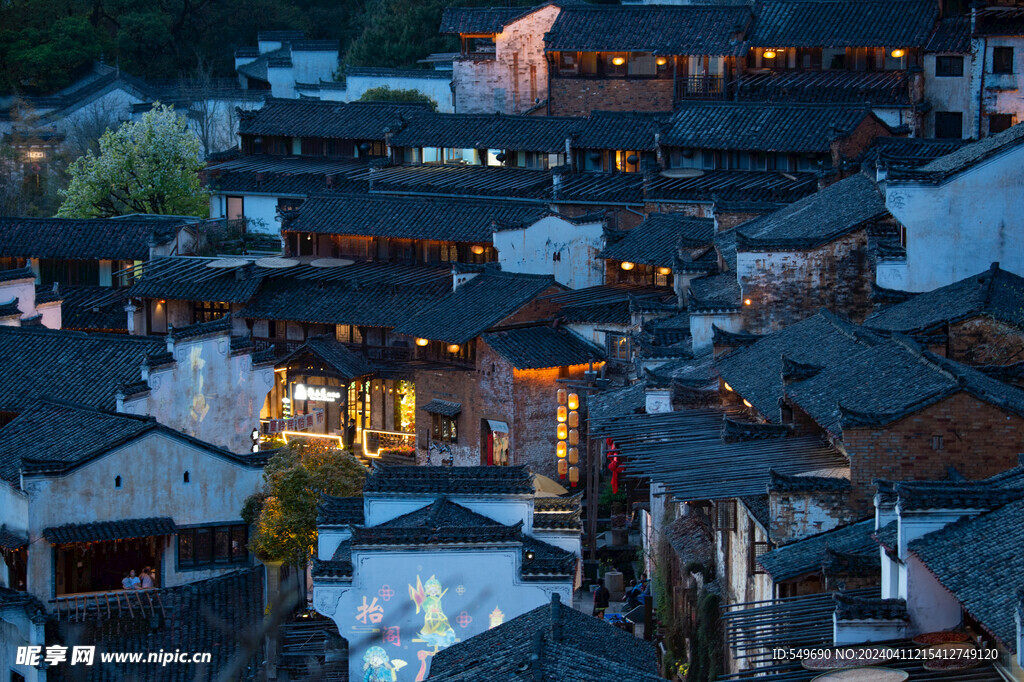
<box><xmin>923</xmin><ymin>53</ymin><xmax>973</xmax><ymax>138</ymax></box>
<box><xmin>36</xmin><ymin>302</ymin><xmax>61</xmax><ymax>330</ymax></box>
<box><xmin>268</xmin><ymin>66</ymin><xmax>297</xmax><ymax>98</ymax></box>
<box><xmin>689</xmin><ymin>311</ymin><xmax>741</xmax><ymax>353</ymax></box>
<box><xmin>292</xmin><ymin>51</ymin><xmax>340</xmax><ymax>86</ymax></box>
<box><xmin>346</xmin><ymin>74</ymin><xmax>453</xmax><ymax>113</ymax></box>
<box><xmin>904</xmin><ymin>554</ymin><xmax>962</xmax><ymax>635</ymax></box>
<box><xmin>0</xmin><ymin>615</ymin><xmax>45</xmax><ymax>682</ymax></box>
<box><xmin>494</xmin><ymin>216</ymin><xmax>605</xmax><ymax>289</ymax></box>
<box><xmin>981</xmin><ymin>37</ymin><xmax>1024</xmax><ymax>136</ymax></box>
<box><xmin>313</xmin><ymin>547</ymin><xmax>571</xmax><ymax>682</ymax></box>
<box><xmin>875</xmin><ymin>258</ymin><xmax>909</xmax><ymax>290</ymax></box>
<box><xmin>0</xmin><ymin>279</ymin><xmax>37</xmax><ymax>315</ymax></box>
<box><xmin>123</xmin><ymin>333</ymin><xmax>275</xmax><ymax>454</ymax></box>
<box><xmin>52</xmin><ymin>88</ymin><xmax>140</xmax><ymax>136</ymax></box>
<box><xmin>318</xmin><ymin>527</ymin><xmax>353</xmax><ymax>561</ymax></box>
<box><xmin>209</xmin><ymin>193</ymin><xmax>283</xmax><ymax>236</ymax></box>
<box><xmin>886</xmin><ymin>148</ymin><xmax>1024</xmax><ymax>291</ymax></box>
<box><xmin>364</xmin><ymin>495</ymin><xmax>533</xmax><ymax>533</ymax></box>
<box><xmin>531</xmin><ymin>529</ymin><xmax>581</xmax><ymax>556</ymax></box>
<box><xmin>833</xmin><ymin>616</ymin><xmax>908</xmax><ymax>646</ymax></box>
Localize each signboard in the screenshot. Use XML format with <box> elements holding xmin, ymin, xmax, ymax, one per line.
<box><xmin>293</xmin><ymin>383</ymin><xmax>342</xmax><ymax>403</ymax></box>
<box><xmin>266</xmin><ymin>409</ymin><xmax>325</xmax><ymax>434</ymax></box>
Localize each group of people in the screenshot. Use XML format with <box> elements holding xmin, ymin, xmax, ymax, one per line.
<box><xmin>591</xmin><ymin>575</ymin><xmax>651</xmax><ymax>618</ymax></box>
<box><xmin>121</xmin><ymin>567</ymin><xmax>156</xmax><ymax>590</ymax></box>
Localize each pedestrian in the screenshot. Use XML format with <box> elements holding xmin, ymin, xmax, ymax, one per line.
<box><xmin>593</xmin><ymin>580</ymin><xmax>610</xmax><ymax>618</ymax></box>
<box><xmin>122</xmin><ymin>569</ymin><xmax>140</xmax><ymax>590</ymax></box>
<box><xmin>345</xmin><ymin>418</ymin><xmax>357</xmax><ymax>450</ymax></box>
<box><xmin>140</xmin><ymin>566</ymin><xmax>155</xmax><ymax>589</ymax></box>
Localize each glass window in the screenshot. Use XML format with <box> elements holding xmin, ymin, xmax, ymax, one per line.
<box><xmin>192</xmin><ymin>301</ymin><xmax>230</xmax><ymax>324</ymax></box>
<box><xmin>178</xmin><ymin>525</ymin><xmax>249</xmax><ymax>569</ymax></box>
<box><xmin>935</xmin><ymin>55</ymin><xmax>964</xmax><ymax>77</ymax></box>
<box><xmin>580</xmin><ymin>52</ymin><xmax>598</xmax><ymax>76</ymax></box>
<box><xmin>993</xmin><ymin>46</ymin><xmax>1014</xmax><ymax>74</ymax></box>
<box><xmin>628</xmin><ymin>52</ymin><xmax>657</xmax><ymax>76</ymax></box>
<box><xmin>432</xmin><ymin>413</ymin><xmax>458</xmax><ymax>443</ymax></box>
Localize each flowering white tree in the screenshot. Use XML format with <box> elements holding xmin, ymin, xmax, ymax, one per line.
<box><xmin>57</xmin><ymin>103</ymin><xmax>208</xmax><ymax>218</ymax></box>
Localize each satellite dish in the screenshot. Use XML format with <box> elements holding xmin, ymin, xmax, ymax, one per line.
<box><xmin>310</xmin><ymin>258</ymin><xmax>355</xmax><ymax>268</ymax></box>
<box><xmin>660</xmin><ymin>168</ymin><xmax>705</xmax><ymax>179</ymax></box>
<box><xmin>255</xmin><ymin>257</ymin><xmax>300</xmax><ymax>269</ymax></box>
<box><xmin>206</xmin><ymin>258</ymin><xmax>251</xmax><ymax>269</ymax></box>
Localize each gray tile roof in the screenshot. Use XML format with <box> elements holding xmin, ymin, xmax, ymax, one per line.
<box><xmin>43</xmin><ymin>517</ymin><xmax>177</xmax><ymax>544</ymax></box>
<box><xmin>533</xmin><ymin>492</ymin><xmax>583</xmax><ymax>530</ymax></box>
<box><xmin>663</xmin><ymin>102</ymin><xmax>875</xmax><ymax>154</ymax></box>
<box><xmin>758</xmin><ymin>519</ymin><xmax>877</xmax><ymax>582</ymax></box>
<box><xmin>665</xmin><ymin>513</ymin><xmax>715</xmax><ymax>567</ymax></box>
<box><xmin>909</xmin><ymin>498</ymin><xmax>1024</xmax><ymax>649</ymax></box>
<box><xmin>364</xmin><ymin>464</ymin><xmax>534</xmax><ymax>495</ymax></box>
<box><xmin>317</xmin><ymin>495</ymin><xmax>365</xmax><ymax>526</ymax></box>
<box><xmin>600</xmin><ymin>213</ymin><xmax>714</xmax><ymax>268</ymax></box>
<box><xmin>926</xmin><ymin>16</ymin><xmax>971</xmax><ymax>53</ymax></box>
<box><xmin>572</xmin><ymin>111</ymin><xmax>664</xmax><ymax>151</ymax></box>
<box><xmin>865</xmin><ymin>263</ymin><xmax>1024</xmax><ymax>334</ymax></box>
<box><xmin>0</xmin><ymin>326</ymin><xmax>164</xmax><ymax>412</ymax></box>
<box><xmin>312</xmin><ymin>539</ymin><xmax>353</xmax><ymax>579</ymax></box>
<box><xmin>587</xmin><ymin>381</ymin><xmax>647</xmax><ymax>424</ymax></box>
<box><xmin>0</xmin><ymin>216</ymin><xmax>182</xmax><ymax>261</ymax></box>
<box><xmin>0</xmin><ymin>266</ymin><xmax>33</xmax><ymax>282</ymax></box>
<box><xmin>833</xmin><ymin>593</ymin><xmax>908</xmax><ymax>620</ymax></box>
<box><xmin>749</xmin><ymin>0</ymin><xmax>938</xmax><ymax>48</ymax></box>
<box><xmin>351</xmin><ymin>496</ymin><xmax>521</xmax><ymax>545</ymax></box>
<box><xmin>428</xmin><ymin>594</ymin><xmax>661</xmax><ymax>681</ymax></box>
<box><xmin>393</xmin><ymin>269</ymin><xmax>558</xmax><ymax>344</ymax></box>
<box><xmin>421</xmin><ymin>399</ymin><xmax>463</xmax><ymax>417</ymax></box>
<box><xmin>866</xmin><ymin>136</ymin><xmax>968</xmax><ymax>168</ymax></box>
<box><xmin>716</xmin><ymin>310</ymin><xmax>880</xmax><ymax>422</ymax></box>
<box><xmin>889</xmin><ymin>122</ymin><xmax>1024</xmax><ymax>184</ymax></box>
<box><xmin>55</xmin><ymin>285</ymin><xmax>129</xmax><ymax>333</ymax></box>
<box><xmin>742</xmin><ymin>494</ymin><xmax>771</xmax><ymax>529</ymax></box>
<box><xmin>0</xmin><ymin>526</ymin><xmax>28</xmax><ymax>550</ymax></box>
<box><xmin>277</xmin><ymin>335</ymin><xmax>373</xmax><ymax>380</ymax></box>
<box><xmin>689</xmin><ymin>271</ymin><xmax>742</xmax><ymax>311</ymax></box>
<box><xmin>390</xmin><ymin>112</ymin><xmax>581</xmax><ymax>153</ymax></box>
<box><xmin>892</xmin><ymin>480</ymin><xmax>1024</xmax><ymax>512</ymax></box>
<box><xmin>128</xmin><ymin>257</ymin><xmax>266</xmax><ymax>303</ymax></box>
<box><xmin>439</xmin><ymin>6</ymin><xmax>535</xmax><ymax>34</ymax></box>
<box><xmin>363</xmin><ymin>163</ymin><xmax>553</xmax><ymax>199</ymax></box>
<box><xmin>735</xmin><ymin>68</ymin><xmax>912</xmax><ymax>105</ymax></box>
<box><xmin>769</xmin><ymin>469</ymin><xmax>852</xmax><ymax>493</ymax></box>
<box><xmin>237</xmin><ymin>98</ymin><xmax>427</xmax><ymax>140</ymax></box>
<box><xmin>282</xmin><ymin>193</ymin><xmax>548</xmax><ymax>243</ymax></box>
<box><xmin>482</xmin><ymin>324</ymin><xmax>604</xmax><ymax>370</ymax></box>
<box><xmin>545</xmin><ymin>5</ymin><xmax>751</xmax><ymax>55</ymax></box>
<box><xmin>737</xmin><ymin>173</ymin><xmax>887</xmax><ymax>249</ymax></box>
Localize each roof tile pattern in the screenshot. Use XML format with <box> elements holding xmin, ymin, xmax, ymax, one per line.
<box><xmin>482</xmin><ymin>325</ymin><xmax>604</xmax><ymax>370</ymax></box>
<box><xmin>237</xmin><ymin>99</ymin><xmax>427</xmax><ymax>140</ymax></box>
<box><xmin>317</xmin><ymin>496</ymin><xmax>365</xmax><ymax>526</ymax></box>
<box><xmin>600</xmin><ymin>213</ymin><xmax>714</xmax><ymax>267</ymax></box>
<box><xmin>573</xmin><ymin>111</ymin><xmax>663</xmax><ymax>151</ymax></box>
<box><xmin>390</xmin><ymin>112</ymin><xmax>581</xmax><ymax>153</ymax></box>
<box><xmin>749</xmin><ymin>0</ymin><xmax>938</xmax><ymax>48</ymax></box>
<box><xmin>0</xmin><ymin>217</ymin><xmax>181</xmax><ymax>261</ymax></box>
<box><xmin>44</xmin><ymin>517</ymin><xmax>177</xmax><ymax>544</ymax></box>
<box><xmin>364</xmin><ymin>464</ymin><xmax>534</xmax><ymax>495</ymax></box>
<box><xmin>758</xmin><ymin>519</ymin><xmax>877</xmax><ymax>581</ymax></box>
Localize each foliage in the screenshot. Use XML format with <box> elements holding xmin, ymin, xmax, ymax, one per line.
<box><xmin>243</xmin><ymin>441</ymin><xmax>366</xmax><ymax>565</ymax></box>
<box><xmin>687</xmin><ymin>589</ymin><xmax>722</xmax><ymax>682</ymax></box>
<box><xmin>57</xmin><ymin>104</ymin><xmax>208</xmax><ymax>218</ymax></box>
<box><xmin>358</xmin><ymin>85</ymin><xmax>438</xmax><ymax>112</ymax></box>
<box><xmin>598</xmin><ymin>481</ymin><xmax>628</xmax><ymax>513</ymax></box>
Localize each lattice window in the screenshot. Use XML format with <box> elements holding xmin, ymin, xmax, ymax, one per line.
<box><xmin>716</xmin><ymin>500</ymin><xmax>737</xmax><ymax>531</ymax></box>
<box><xmin>750</xmin><ymin>540</ymin><xmax>771</xmax><ymax>575</ymax></box>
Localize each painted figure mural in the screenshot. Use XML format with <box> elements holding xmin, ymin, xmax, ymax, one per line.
<box><xmin>409</xmin><ymin>575</ymin><xmax>457</xmax><ymax>649</ymax></box>
<box><xmin>362</xmin><ymin>646</ymin><xmax>406</xmax><ymax>682</ymax></box>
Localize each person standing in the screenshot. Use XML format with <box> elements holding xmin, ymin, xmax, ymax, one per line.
<box><xmin>345</xmin><ymin>418</ymin><xmax>357</xmax><ymax>451</ymax></box>
<box><xmin>593</xmin><ymin>581</ymin><xmax>610</xmax><ymax>618</ymax></box>
<box><xmin>140</xmin><ymin>567</ymin><xmax>155</xmax><ymax>589</ymax></box>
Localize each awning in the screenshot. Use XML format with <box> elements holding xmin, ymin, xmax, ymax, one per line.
<box><xmin>486</xmin><ymin>419</ymin><xmax>509</xmax><ymax>434</ymax></box>
<box><xmin>43</xmin><ymin>517</ymin><xmax>178</xmax><ymax>545</ymax></box>
<box><xmin>0</xmin><ymin>527</ymin><xmax>28</xmax><ymax>550</ymax></box>
<box><xmin>422</xmin><ymin>399</ymin><xmax>462</xmax><ymax>417</ymax></box>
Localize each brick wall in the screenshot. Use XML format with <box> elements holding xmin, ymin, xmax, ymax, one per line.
<box><xmin>549</xmin><ymin>78</ymin><xmax>675</xmax><ymax>117</ymax></box>
<box><xmin>948</xmin><ymin>316</ymin><xmax>1024</xmax><ymax>366</ymax></box>
<box><xmin>736</xmin><ymin>230</ymin><xmax>873</xmax><ymax>334</ymax></box>
<box><xmin>844</xmin><ymin>391</ymin><xmax>1024</xmax><ymax>511</ymax></box>
<box><xmin>769</xmin><ymin>490</ymin><xmax>855</xmax><ymax>545</ymax></box>
<box><xmin>834</xmin><ymin>117</ymin><xmax>895</xmax><ymax>164</ymax></box>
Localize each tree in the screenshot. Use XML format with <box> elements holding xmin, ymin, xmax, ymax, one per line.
<box><xmin>357</xmin><ymin>85</ymin><xmax>438</xmax><ymax>112</ymax></box>
<box><xmin>242</xmin><ymin>442</ymin><xmax>366</xmax><ymax>565</ymax></box>
<box><xmin>57</xmin><ymin>104</ymin><xmax>208</xmax><ymax>218</ymax></box>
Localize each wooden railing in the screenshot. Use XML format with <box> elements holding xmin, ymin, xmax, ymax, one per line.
<box><xmin>676</xmin><ymin>75</ymin><xmax>726</xmax><ymax>99</ymax></box>
<box><xmin>52</xmin><ymin>588</ymin><xmax>165</xmax><ymax>622</ymax></box>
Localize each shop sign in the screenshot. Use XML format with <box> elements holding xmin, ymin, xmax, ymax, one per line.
<box><xmin>293</xmin><ymin>383</ymin><xmax>342</xmax><ymax>403</ymax></box>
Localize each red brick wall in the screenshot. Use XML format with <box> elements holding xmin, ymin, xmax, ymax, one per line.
<box><xmin>948</xmin><ymin>316</ymin><xmax>1024</xmax><ymax>366</ymax></box>
<box><xmin>844</xmin><ymin>391</ymin><xmax>1024</xmax><ymax>510</ymax></box>
<box><xmin>550</xmin><ymin>78</ymin><xmax>675</xmax><ymax>116</ymax></box>
<box><xmin>834</xmin><ymin>117</ymin><xmax>895</xmax><ymax>164</ymax></box>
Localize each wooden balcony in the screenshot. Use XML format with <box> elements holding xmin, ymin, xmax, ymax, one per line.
<box><xmin>676</xmin><ymin>75</ymin><xmax>727</xmax><ymax>100</ymax></box>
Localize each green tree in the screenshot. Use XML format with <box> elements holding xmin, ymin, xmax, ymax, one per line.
<box><xmin>242</xmin><ymin>442</ymin><xmax>366</xmax><ymax>565</ymax></box>
<box><xmin>358</xmin><ymin>85</ymin><xmax>438</xmax><ymax>111</ymax></box>
<box><xmin>57</xmin><ymin>104</ymin><xmax>208</xmax><ymax>218</ymax></box>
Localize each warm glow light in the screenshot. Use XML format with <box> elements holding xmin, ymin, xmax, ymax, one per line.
<box><xmin>557</xmin><ymin>423</ymin><xmax>568</xmax><ymax>440</ymax></box>
<box><xmin>657</xmin><ymin>266</ymin><xmax>672</xmax><ymax>276</ymax></box>
<box><xmin>567</xmin><ymin>411</ymin><xmax>579</xmax><ymax>428</ymax></box>
<box><xmin>568</xmin><ymin>429</ymin><xmax>579</xmax><ymax>446</ymax></box>
<box><xmin>416</xmin><ymin>337</ymin><xmax>429</xmax><ymax>346</ymax></box>
<box><xmin>744</xmin><ymin>298</ymin><xmax>752</xmax><ymax>306</ymax></box>
<box><xmin>763</xmin><ymin>49</ymin><xmax>776</xmax><ymax>59</ymax></box>
<box><xmin>567</xmin><ymin>393</ymin><xmax>579</xmax><ymax>410</ymax></box>
<box><xmin>568</xmin><ymin>447</ymin><xmax>579</xmax><ymax>465</ymax></box>
<box><xmin>620</xmin><ymin>261</ymin><xmax>635</xmax><ymax>271</ymax></box>
<box><xmin>447</xmin><ymin>344</ymin><xmax>461</xmax><ymax>353</ymax></box>
<box><xmin>558</xmin><ymin>459</ymin><xmax>568</xmax><ymax>479</ymax></box>
<box><xmin>656</xmin><ymin>57</ymin><xmax>667</xmax><ymax>66</ymax></box>
<box><xmin>891</xmin><ymin>48</ymin><xmax>905</xmax><ymax>58</ymax></box>
<box><xmin>742</xmin><ymin>399</ymin><xmax>753</xmax><ymax>408</ymax></box>
<box><xmin>557</xmin><ymin>388</ymin><xmax>567</xmax><ymax>405</ymax></box>
<box><xmin>724</xmin><ymin>382</ymin><xmax>733</xmax><ymax>392</ymax></box>
<box><xmin>557</xmin><ymin>406</ymin><xmax>568</xmax><ymax>423</ymax></box>
<box><xmin>612</xmin><ymin>56</ymin><xmax>625</xmax><ymax>66</ymax></box>
<box><xmin>557</xmin><ymin>441</ymin><xmax>567</xmax><ymax>458</ymax></box>
<box><xmin>471</xmin><ymin>245</ymin><xmax>485</xmax><ymax>255</ymax></box>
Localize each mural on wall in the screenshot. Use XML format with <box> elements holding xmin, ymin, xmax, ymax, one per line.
<box><xmin>362</xmin><ymin>646</ymin><xmax>406</xmax><ymax>682</ymax></box>
<box><xmin>409</xmin><ymin>575</ymin><xmax>457</xmax><ymax>649</ymax></box>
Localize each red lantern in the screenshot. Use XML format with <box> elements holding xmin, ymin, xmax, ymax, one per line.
<box><xmin>557</xmin><ymin>459</ymin><xmax>568</xmax><ymax>479</ymax></box>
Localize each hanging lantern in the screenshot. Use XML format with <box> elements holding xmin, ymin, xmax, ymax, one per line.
<box><xmin>568</xmin><ymin>447</ymin><xmax>579</xmax><ymax>464</ymax></box>
<box><xmin>656</xmin><ymin>56</ymin><xmax>668</xmax><ymax>66</ymax></box>
<box><xmin>657</xmin><ymin>266</ymin><xmax>672</xmax><ymax>276</ymax></box>
<box><xmin>448</xmin><ymin>344</ymin><xmax>461</xmax><ymax>353</ymax></box>
<box><xmin>471</xmin><ymin>245</ymin><xmax>485</xmax><ymax>255</ymax></box>
<box><xmin>557</xmin><ymin>388</ymin><xmax>567</xmax><ymax>405</ymax></box>
<box><xmin>415</xmin><ymin>338</ymin><xmax>429</xmax><ymax>347</ymax></box>
<box><xmin>557</xmin><ymin>441</ymin><xmax>567</xmax><ymax>458</ymax></box>
<box><xmin>763</xmin><ymin>49</ymin><xmax>777</xmax><ymax>59</ymax></box>
<box><xmin>557</xmin><ymin>406</ymin><xmax>567</xmax><ymax>423</ymax></box>
<box><xmin>568</xmin><ymin>429</ymin><xmax>579</xmax><ymax>446</ymax></box>
<box><xmin>567</xmin><ymin>410</ymin><xmax>579</xmax><ymax>428</ymax></box>
<box><xmin>891</xmin><ymin>48</ymin><xmax>905</xmax><ymax>58</ymax></box>
<box><xmin>557</xmin><ymin>423</ymin><xmax>568</xmax><ymax>440</ymax></box>
<box><xmin>558</xmin><ymin>459</ymin><xmax>568</xmax><ymax>479</ymax></box>
<box><xmin>567</xmin><ymin>393</ymin><xmax>579</xmax><ymax>410</ymax></box>
<box><xmin>569</xmin><ymin>466</ymin><xmax>580</xmax><ymax>487</ymax></box>
<box><xmin>620</xmin><ymin>261</ymin><xmax>635</xmax><ymax>271</ymax></box>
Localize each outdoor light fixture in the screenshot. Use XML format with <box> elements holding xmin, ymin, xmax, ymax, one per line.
<box><xmin>724</xmin><ymin>382</ymin><xmax>733</xmax><ymax>392</ymax></box>
<box><xmin>525</xmin><ymin>550</ymin><xmax>536</xmax><ymax>560</ymax></box>
<box><xmin>567</xmin><ymin>392</ymin><xmax>578</xmax><ymax>410</ymax></box>
<box><xmin>612</xmin><ymin>56</ymin><xmax>625</xmax><ymax>66</ymax></box>
<box><xmin>657</xmin><ymin>266</ymin><xmax>672</xmax><ymax>276</ymax></box>
<box><xmin>568</xmin><ymin>429</ymin><xmax>579</xmax><ymax>446</ymax></box>
<box><xmin>891</xmin><ymin>48</ymin><xmax>905</xmax><ymax>58</ymax></box>
<box><xmin>656</xmin><ymin>57</ymin><xmax>668</xmax><ymax>66</ymax></box>
<box><xmin>558</xmin><ymin>458</ymin><xmax>568</xmax><ymax>479</ymax></box>
<box><xmin>743</xmin><ymin>399</ymin><xmax>753</xmax><ymax>408</ymax></box>
<box><xmin>447</xmin><ymin>343</ymin><xmax>461</xmax><ymax>353</ymax></box>
<box><xmin>620</xmin><ymin>261</ymin><xmax>635</xmax><ymax>271</ymax></box>
<box><xmin>764</xmin><ymin>49</ymin><xmax>777</xmax><ymax>59</ymax></box>
<box><xmin>744</xmin><ymin>298</ymin><xmax>752</xmax><ymax>306</ymax></box>
<box><xmin>557</xmin><ymin>388</ymin><xmax>567</xmax><ymax>405</ymax></box>
<box><xmin>569</xmin><ymin>466</ymin><xmax>579</xmax><ymax>486</ymax></box>
<box><xmin>471</xmin><ymin>245</ymin><xmax>485</xmax><ymax>255</ymax></box>
<box><xmin>251</xmin><ymin>428</ymin><xmax>260</xmax><ymax>441</ymax></box>
<box><xmin>568</xmin><ymin>447</ymin><xmax>578</xmax><ymax>465</ymax></box>
<box><xmin>416</xmin><ymin>338</ymin><xmax>429</xmax><ymax>346</ymax></box>
<box><xmin>557</xmin><ymin>441</ymin><xmax>567</xmax><ymax>458</ymax></box>
<box><xmin>557</xmin><ymin>406</ymin><xmax>567</xmax><ymax>422</ymax></box>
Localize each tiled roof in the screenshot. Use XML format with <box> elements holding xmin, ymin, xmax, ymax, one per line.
<box><xmin>282</xmin><ymin>193</ymin><xmax>548</xmax><ymax>243</ymax></box>
<box><xmin>890</xmin><ymin>122</ymin><xmax>1024</xmax><ymax>184</ymax></box>
<box><xmin>0</xmin><ymin>216</ymin><xmax>182</xmax><ymax>261</ymax></box>
<box><xmin>664</xmin><ymin>513</ymin><xmax>715</xmax><ymax>567</ymax></box>
<box><xmin>393</xmin><ymin>269</ymin><xmax>558</xmax><ymax>344</ymax></box>
<box><xmin>975</xmin><ymin>6</ymin><xmax>1024</xmax><ymax>37</ymax></box>
<box><xmin>573</xmin><ymin>111</ymin><xmax>663</xmax><ymax>151</ymax></box>
<box><xmin>43</xmin><ymin>517</ymin><xmax>177</xmax><ymax>544</ymax></box>
<box><xmin>237</xmin><ymin>99</ymin><xmax>427</xmax><ymax>140</ymax></box>
<box><xmin>0</xmin><ymin>326</ymin><xmax>163</xmax><ymax>412</ymax></box>
<box><xmin>545</xmin><ymin>5</ymin><xmax>751</xmax><ymax>55</ymax></box>
<box><xmin>421</xmin><ymin>399</ymin><xmax>463</xmax><ymax>417</ymax></box>
<box><xmin>439</xmin><ymin>6</ymin><xmax>534</xmax><ymax>34</ymax></box>
<box><xmin>128</xmin><ymin>257</ymin><xmax>266</xmax><ymax>303</ymax></box>
<box><xmin>663</xmin><ymin>102</ymin><xmax>875</xmax><ymax>154</ymax></box>
<box><xmin>926</xmin><ymin>16</ymin><xmax>971</xmax><ymax>53</ymax></box>
<box><xmin>55</xmin><ymin>286</ymin><xmax>129</xmax><ymax>333</ymax></box>
<box><xmin>428</xmin><ymin>594</ymin><xmax>661</xmax><ymax>681</ymax></box>
<box><xmin>205</xmin><ymin>155</ymin><xmax>368</xmax><ymax>195</ymax></box>
<box><xmin>345</xmin><ymin>66</ymin><xmax>451</xmax><ymax>80</ymax></box>
<box><xmin>909</xmin><ymin>498</ymin><xmax>1024</xmax><ymax>649</ymax></box>
<box><xmin>587</xmin><ymin>381</ymin><xmax>647</xmax><ymax>423</ymax></box>
<box><xmin>757</xmin><ymin>519</ymin><xmax>877</xmax><ymax>582</ymax></box>
<box><xmin>892</xmin><ymin>479</ymin><xmax>1024</xmax><ymax>512</ymax></box>
<box><xmin>866</xmin><ymin>136</ymin><xmax>968</xmax><ymax>168</ymax></box>
<box><xmin>556</xmin><ymin>169</ymin><xmax>818</xmax><ymax>205</ymax></box>
<box><xmin>689</xmin><ymin>271</ymin><xmax>741</xmax><ymax>311</ymax></box>
<box><xmin>312</xmin><ymin>540</ymin><xmax>353</xmax><ymax>579</ymax></box>
<box><xmin>737</xmin><ymin>173</ymin><xmax>887</xmax><ymax>249</ymax></box>
<box><xmin>749</xmin><ymin>0</ymin><xmax>938</xmax><ymax>48</ymax></box>
<box><xmin>390</xmin><ymin>112</ymin><xmax>580</xmax><ymax>153</ymax></box>
<box><xmin>716</xmin><ymin>310</ymin><xmax>880</xmax><ymax>421</ymax></box>
<box><xmin>786</xmin><ymin>337</ymin><xmax>1024</xmax><ymax>434</ymax></box>
<box><xmin>482</xmin><ymin>324</ymin><xmax>605</xmax><ymax>370</ymax></box>
<box><xmin>865</xmin><ymin>263</ymin><xmax>1024</xmax><ymax>333</ymax></box>
<box><xmin>317</xmin><ymin>495</ymin><xmax>365</xmax><ymax>526</ymax></box>
<box><xmin>0</xmin><ymin>266</ymin><xmax>34</xmax><ymax>282</ymax></box>
<box><xmin>0</xmin><ymin>526</ymin><xmax>27</xmax><ymax>550</ymax></box>
<box><xmin>363</xmin><ymin>163</ymin><xmax>553</xmax><ymax>200</ymax></box>
<box><xmin>600</xmin><ymin>213</ymin><xmax>714</xmax><ymax>267</ymax></box>
<box><xmin>873</xmin><ymin>520</ymin><xmax>898</xmax><ymax>551</ymax></box>
<box><xmin>277</xmin><ymin>335</ymin><xmax>373</xmax><ymax>380</ymax></box>
<box><xmin>533</xmin><ymin>493</ymin><xmax>583</xmax><ymax>530</ymax></box>
<box><xmin>742</xmin><ymin>494</ymin><xmax>771</xmax><ymax>529</ymax></box>
<box><xmin>351</xmin><ymin>496</ymin><xmax>522</xmax><ymax>545</ymax></box>
<box><xmin>833</xmin><ymin>593</ymin><xmax>908</xmax><ymax>620</ymax></box>
<box><xmin>769</xmin><ymin>469</ymin><xmax>852</xmax><ymax>493</ymax></box>
<box><xmin>363</xmin><ymin>464</ymin><xmax>534</xmax><ymax>495</ymax></box>
<box><xmin>736</xmin><ymin>69</ymin><xmax>911</xmax><ymax>105</ymax></box>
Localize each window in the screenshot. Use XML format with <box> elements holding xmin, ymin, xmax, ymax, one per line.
<box><xmin>934</xmin><ymin>111</ymin><xmax>963</xmax><ymax>139</ymax></box>
<box><xmin>750</xmin><ymin>540</ymin><xmax>771</xmax><ymax>574</ymax></box>
<box><xmin>183</xmin><ymin>471</ymin><xmax>190</xmax><ymax>484</ymax></box>
<box><xmin>993</xmin><ymin>46</ymin><xmax>1014</xmax><ymax>74</ymax></box>
<box><xmin>932</xmin><ymin>435</ymin><xmax>944</xmax><ymax>451</ymax></box>
<box><xmin>628</xmin><ymin>52</ymin><xmax>657</xmax><ymax>76</ymax></box>
<box><xmin>604</xmin><ymin>53</ymin><xmax>628</xmax><ymax>77</ymax></box>
<box><xmin>432</xmin><ymin>413</ymin><xmax>458</xmax><ymax>443</ymax></box>
<box><xmin>935</xmin><ymin>55</ymin><xmax>964</xmax><ymax>77</ymax></box>
<box><xmin>335</xmin><ymin>324</ymin><xmax>363</xmax><ymax>344</ymax></box>
<box><xmin>178</xmin><ymin>524</ymin><xmax>249</xmax><ymax>569</ymax></box>
<box><xmin>607</xmin><ymin>334</ymin><xmax>631</xmax><ymax>362</ymax></box>
<box><xmin>192</xmin><ymin>301</ymin><xmax>230</xmax><ymax>324</ymax></box>
<box><xmin>226</xmin><ymin>196</ymin><xmax>244</xmax><ymax>221</ymax></box>
<box><xmin>716</xmin><ymin>500</ymin><xmax>736</xmax><ymax>531</ymax></box>
<box><xmin>114</xmin><ymin>475</ymin><xmax>121</xmax><ymax>488</ymax></box>
<box><xmin>989</xmin><ymin>114</ymin><xmax>1014</xmax><ymax>134</ymax></box>
<box><xmin>558</xmin><ymin>52</ymin><xmax>578</xmax><ymax>76</ymax></box>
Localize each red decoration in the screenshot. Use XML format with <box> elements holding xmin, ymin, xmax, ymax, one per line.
<box><xmin>606</xmin><ymin>438</ymin><xmax>623</xmax><ymax>493</ymax></box>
